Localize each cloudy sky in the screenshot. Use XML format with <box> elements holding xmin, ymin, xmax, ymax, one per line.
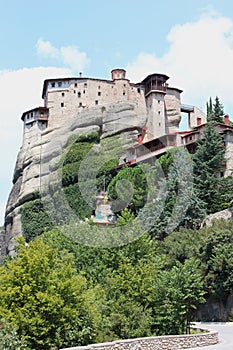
<box><xmin>1</xmin><ymin>0</ymin><xmax>233</xmax><ymax>225</ymax></box>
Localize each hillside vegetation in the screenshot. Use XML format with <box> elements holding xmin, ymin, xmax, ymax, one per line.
<box><xmin>1</xmin><ymin>98</ymin><xmax>233</xmax><ymax>349</ymax></box>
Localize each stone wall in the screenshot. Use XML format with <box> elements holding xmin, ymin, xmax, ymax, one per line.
<box><xmin>60</xmin><ymin>330</ymin><xmax>218</xmax><ymax>350</ymax></box>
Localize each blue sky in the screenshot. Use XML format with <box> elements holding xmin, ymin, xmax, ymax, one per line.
<box><xmin>1</xmin><ymin>0</ymin><xmax>233</xmax><ymax>224</ymax></box>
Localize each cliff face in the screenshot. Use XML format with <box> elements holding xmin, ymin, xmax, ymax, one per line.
<box><xmin>1</xmin><ymin>102</ymin><xmax>147</xmax><ymax>260</ymax></box>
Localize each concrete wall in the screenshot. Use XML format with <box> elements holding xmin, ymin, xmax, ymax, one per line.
<box><xmin>60</xmin><ymin>330</ymin><xmax>218</xmax><ymax>350</ymax></box>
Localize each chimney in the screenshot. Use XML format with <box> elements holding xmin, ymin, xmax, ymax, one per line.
<box><xmin>197</xmin><ymin>117</ymin><xmax>202</xmax><ymax>126</ymax></box>
<box><xmin>79</xmin><ymin>72</ymin><xmax>83</xmax><ymax>78</ymax></box>
<box><xmin>224</xmin><ymin>114</ymin><xmax>230</xmax><ymax>126</ymax></box>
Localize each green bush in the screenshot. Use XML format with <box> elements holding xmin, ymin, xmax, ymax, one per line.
<box><xmin>21</xmin><ymin>199</ymin><xmax>53</xmax><ymax>242</ymax></box>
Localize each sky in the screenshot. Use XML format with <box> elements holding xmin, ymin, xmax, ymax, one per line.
<box><xmin>1</xmin><ymin>0</ymin><xmax>233</xmax><ymax>225</ymax></box>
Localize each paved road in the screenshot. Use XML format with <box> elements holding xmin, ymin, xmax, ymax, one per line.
<box><xmin>189</xmin><ymin>322</ymin><xmax>233</xmax><ymax>349</ymax></box>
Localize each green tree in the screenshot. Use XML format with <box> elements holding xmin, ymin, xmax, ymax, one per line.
<box><xmin>193</xmin><ymin>121</ymin><xmax>225</xmax><ymax>213</ymax></box>
<box><xmin>20</xmin><ymin>198</ymin><xmax>53</xmax><ymax>242</ymax></box>
<box><xmin>207</xmin><ymin>97</ymin><xmax>213</xmax><ymax>122</ymax></box>
<box><xmin>200</xmin><ymin>219</ymin><xmax>233</xmax><ymax>300</ymax></box>
<box><xmin>207</xmin><ymin>96</ymin><xmax>224</xmax><ymax>123</ymax></box>
<box><xmin>213</xmin><ymin>96</ymin><xmax>224</xmax><ymax>123</ymax></box>
<box><xmin>0</xmin><ymin>238</ymin><xmax>102</xmax><ymax>349</ymax></box>
<box><xmin>107</xmin><ymin>165</ymin><xmax>148</xmax><ymax>214</ymax></box>
<box><xmin>0</xmin><ymin>318</ymin><xmax>28</xmax><ymax>350</ymax></box>
<box><xmin>153</xmin><ymin>258</ymin><xmax>205</xmax><ymax>335</ymax></box>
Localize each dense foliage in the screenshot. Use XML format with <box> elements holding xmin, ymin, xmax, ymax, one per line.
<box><xmin>9</xmin><ymin>106</ymin><xmax>233</xmax><ymax>348</ymax></box>
<box><xmin>20</xmin><ymin>198</ymin><xmax>53</xmax><ymax>242</ymax></box>
<box><xmin>207</xmin><ymin>96</ymin><xmax>224</xmax><ymax>123</ymax></box>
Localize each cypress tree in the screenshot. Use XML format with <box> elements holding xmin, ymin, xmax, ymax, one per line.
<box><xmin>193</xmin><ymin>121</ymin><xmax>225</xmax><ymax>214</ymax></box>
<box><xmin>207</xmin><ymin>96</ymin><xmax>224</xmax><ymax>123</ymax></box>
<box><xmin>213</xmin><ymin>96</ymin><xmax>224</xmax><ymax>123</ymax></box>
<box><xmin>206</xmin><ymin>97</ymin><xmax>213</xmax><ymax>122</ymax></box>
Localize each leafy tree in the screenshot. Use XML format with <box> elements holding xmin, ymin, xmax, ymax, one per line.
<box><xmin>200</xmin><ymin>219</ymin><xmax>233</xmax><ymax>300</ymax></box>
<box><xmin>193</xmin><ymin>121</ymin><xmax>225</xmax><ymax>214</ymax></box>
<box><xmin>138</xmin><ymin>148</ymin><xmax>205</xmax><ymax>239</ymax></box>
<box><xmin>0</xmin><ymin>318</ymin><xmax>28</xmax><ymax>349</ymax></box>
<box><xmin>116</xmin><ymin>208</ymin><xmax>135</xmax><ymax>226</ymax></box>
<box><xmin>0</xmin><ymin>238</ymin><xmax>103</xmax><ymax>349</ymax></box>
<box><xmin>107</xmin><ymin>165</ymin><xmax>148</xmax><ymax>214</ymax></box>
<box><xmin>158</xmin><ymin>227</ymin><xmax>204</xmax><ymax>266</ymax></box>
<box><xmin>102</xmin><ymin>258</ymin><xmax>161</xmax><ymax>339</ymax></box>
<box><xmin>153</xmin><ymin>258</ymin><xmax>205</xmax><ymax>335</ymax></box>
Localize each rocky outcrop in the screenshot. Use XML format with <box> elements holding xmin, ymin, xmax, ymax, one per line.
<box><xmin>2</xmin><ymin>102</ymin><xmax>147</xmax><ymax>260</ymax></box>
<box><xmin>201</xmin><ymin>207</ymin><xmax>233</xmax><ymax>228</ymax></box>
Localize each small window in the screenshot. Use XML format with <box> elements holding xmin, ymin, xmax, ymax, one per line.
<box><xmin>62</xmin><ymin>92</ymin><xmax>65</xmax><ymax>97</ymax></box>
<box><xmin>124</xmin><ymin>84</ymin><xmax>126</xmax><ymax>87</ymax></box>
<box><xmin>84</xmin><ymin>82</ymin><xmax>87</xmax><ymax>88</ymax></box>
<box><xmin>95</xmin><ymin>100</ymin><xmax>98</xmax><ymax>105</ymax></box>
<box><xmin>74</xmin><ymin>83</ymin><xmax>77</xmax><ymax>88</ymax></box>
<box><xmin>83</xmin><ymin>90</ymin><xmax>85</xmax><ymax>94</ymax></box>
<box><xmin>58</xmin><ymin>81</ymin><xmax>62</xmax><ymax>87</ymax></box>
<box><xmin>158</xmin><ymin>100</ymin><xmax>160</xmax><ymax>104</ymax></box>
<box><xmin>98</xmin><ymin>91</ymin><xmax>101</xmax><ymax>96</ymax></box>
<box><xmin>79</xmin><ymin>102</ymin><xmax>82</xmax><ymax>107</ymax></box>
<box><xmin>61</xmin><ymin>102</ymin><xmax>64</xmax><ymax>107</ymax></box>
<box><xmin>98</xmin><ymin>85</ymin><xmax>101</xmax><ymax>89</ymax></box>
<box><xmin>78</xmin><ymin>92</ymin><xmax>81</xmax><ymax>98</ymax></box>
<box><xmin>137</xmin><ymin>88</ymin><xmax>140</xmax><ymax>93</ymax></box>
<box><xmin>123</xmin><ymin>91</ymin><xmax>126</xmax><ymax>96</ymax></box>
<box><xmin>51</xmin><ymin>82</ymin><xmax>55</xmax><ymax>88</ymax></box>
<box><xmin>31</xmin><ymin>112</ymin><xmax>33</xmax><ymax>118</ymax></box>
<box><xmin>189</xmin><ymin>136</ymin><xmax>192</xmax><ymax>141</ymax></box>
<box><xmin>74</xmin><ymin>90</ymin><xmax>76</xmax><ymax>94</ymax></box>
<box><xmin>158</xmin><ymin>122</ymin><xmax>161</xmax><ymax>126</ymax></box>
<box><xmin>158</xmin><ymin>111</ymin><xmax>161</xmax><ymax>115</ymax></box>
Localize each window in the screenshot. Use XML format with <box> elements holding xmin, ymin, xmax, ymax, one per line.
<box><xmin>124</xmin><ymin>84</ymin><xmax>126</xmax><ymax>87</ymax></box>
<box><xmin>95</xmin><ymin>100</ymin><xmax>98</xmax><ymax>105</ymax></box>
<box><xmin>61</xmin><ymin>102</ymin><xmax>64</xmax><ymax>107</ymax></box>
<box><xmin>51</xmin><ymin>82</ymin><xmax>55</xmax><ymax>88</ymax></box>
<box><xmin>79</xmin><ymin>102</ymin><xmax>82</xmax><ymax>107</ymax></box>
<box><xmin>83</xmin><ymin>90</ymin><xmax>85</xmax><ymax>94</ymax></box>
<box><xmin>84</xmin><ymin>83</ymin><xmax>87</xmax><ymax>88</ymax></box>
<box><xmin>158</xmin><ymin>111</ymin><xmax>161</xmax><ymax>115</ymax></box>
<box><xmin>159</xmin><ymin>122</ymin><xmax>161</xmax><ymax>126</ymax></box>
<box><xmin>31</xmin><ymin>112</ymin><xmax>33</xmax><ymax>118</ymax></box>
<box><xmin>158</xmin><ymin>100</ymin><xmax>160</xmax><ymax>104</ymax></box>
<box><xmin>123</xmin><ymin>91</ymin><xmax>126</xmax><ymax>96</ymax></box>
<box><xmin>98</xmin><ymin>91</ymin><xmax>101</xmax><ymax>96</ymax></box>
<box><xmin>137</xmin><ymin>88</ymin><xmax>140</xmax><ymax>93</ymax></box>
<box><xmin>58</xmin><ymin>81</ymin><xmax>62</xmax><ymax>87</ymax></box>
<box><xmin>98</xmin><ymin>85</ymin><xmax>101</xmax><ymax>89</ymax></box>
<box><xmin>62</xmin><ymin>92</ymin><xmax>65</xmax><ymax>97</ymax></box>
<box><xmin>74</xmin><ymin>83</ymin><xmax>77</xmax><ymax>88</ymax></box>
<box><xmin>189</xmin><ymin>136</ymin><xmax>193</xmax><ymax>141</ymax></box>
<box><xmin>78</xmin><ymin>92</ymin><xmax>81</xmax><ymax>98</ymax></box>
<box><xmin>74</xmin><ymin>90</ymin><xmax>76</xmax><ymax>94</ymax></box>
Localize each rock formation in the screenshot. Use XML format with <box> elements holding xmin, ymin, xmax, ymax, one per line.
<box><xmin>1</xmin><ymin>102</ymin><xmax>147</xmax><ymax>260</ymax></box>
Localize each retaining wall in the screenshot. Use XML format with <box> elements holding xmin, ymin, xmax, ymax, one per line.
<box><xmin>60</xmin><ymin>328</ymin><xmax>218</xmax><ymax>350</ymax></box>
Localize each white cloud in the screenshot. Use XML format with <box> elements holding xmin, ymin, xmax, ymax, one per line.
<box><xmin>61</xmin><ymin>45</ymin><xmax>89</xmax><ymax>73</ymax></box>
<box><xmin>126</xmin><ymin>12</ymin><xmax>233</xmax><ymax>113</ymax></box>
<box><xmin>36</xmin><ymin>38</ymin><xmax>89</xmax><ymax>73</ymax></box>
<box><xmin>36</xmin><ymin>38</ymin><xmax>59</xmax><ymax>58</ymax></box>
<box><xmin>0</xmin><ymin>66</ymin><xmax>71</xmax><ymax>225</ymax></box>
